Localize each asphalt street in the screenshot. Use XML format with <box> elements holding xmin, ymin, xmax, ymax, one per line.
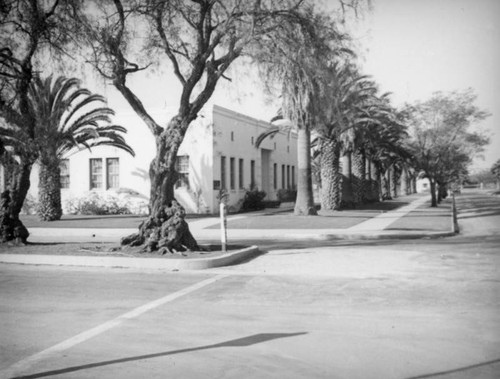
<box><xmin>1</xmin><ymin>190</ymin><xmax>499</xmax><ymax>379</ymax></box>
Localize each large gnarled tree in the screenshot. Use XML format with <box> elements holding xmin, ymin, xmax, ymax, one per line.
<box><xmin>79</xmin><ymin>0</ymin><xmax>348</xmax><ymax>251</ymax></box>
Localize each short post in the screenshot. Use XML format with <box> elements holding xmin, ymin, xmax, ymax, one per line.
<box><xmin>452</xmin><ymin>192</ymin><xmax>459</xmax><ymax>234</ymax></box>
<box><xmin>220</xmin><ymin>202</ymin><xmax>227</xmax><ymax>252</ymax></box>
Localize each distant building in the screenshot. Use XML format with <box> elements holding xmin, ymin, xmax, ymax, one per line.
<box><xmin>18</xmin><ymin>105</ymin><xmax>298</xmax><ymax>215</ymax></box>
<box><xmin>416</xmin><ymin>178</ymin><xmax>431</xmax><ymax>193</ymax></box>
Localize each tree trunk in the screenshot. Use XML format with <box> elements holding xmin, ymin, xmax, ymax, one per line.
<box><xmin>382</xmin><ymin>168</ymin><xmax>391</xmax><ymax>200</ymax></box>
<box><xmin>352</xmin><ymin>149</ymin><xmax>366</xmax><ymax>206</ymax></box>
<box><xmin>341</xmin><ymin>152</ymin><xmax>354</xmax><ymax>208</ymax></box>
<box><xmin>294</xmin><ymin>126</ymin><xmax>317</xmax><ymax>215</ymax></box>
<box><xmin>0</xmin><ymin>160</ymin><xmax>31</xmax><ymax>243</ymax></box>
<box><xmin>429</xmin><ymin>178</ymin><xmax>437</xmax><ymax>207</ymax></box>
<box><xmin>121</xmin><ymin>116</ymin><xmax>200</xmax><ymax>253</ymax></box>
<box><xmin>390</xmin><ymin>165</ymin><xmax>399</xmax><ymax>198</ymax></box>
<box><xmin>37</xmin><ymin>160</ymin><xmax>63</xmax><ymax>221</ymax></box>
<box><xmin>369</xmin><ymin>160</ymin><xmax>380</xmax><ymax>202</ymax></box>
<box><xmin>319</xmin><ymin>138</ymin><xmax>341</xmax><ymax>211</ymax></box>
<box><xmin>400</xmin><ymin>166</ymin><xmax>408</xmax><ymax>196</ymax></box>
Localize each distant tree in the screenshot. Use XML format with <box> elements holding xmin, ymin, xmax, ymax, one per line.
<box><xmin>405</xmin><ymin>89</ymin><xmax>490</xmax><ymax>206</ymax></box>
<box><xmin>27</xmin><ymin>75</ymin><xmax>134</xmax><ymax>221</ymax></box>
<box><xmin>468</xmin><ymin>169</ymin><xmax>497</xmax><ymax>186</ymax></box>
<box><xmin>491</xmin><ymin>159</ymin><xmax>500</xmax><ymax>183</ymax></box>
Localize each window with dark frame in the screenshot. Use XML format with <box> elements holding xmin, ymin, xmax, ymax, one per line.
<box><xmin>175</xmin><ymin>155</ymin><xmax>190</xmax><ymax>189</ymax></box>
<box><xmin>239</xmin><ymin>158</ymin><xmax>244</xmax><ymax>189</ymax></box>
<box><xmin>292</xmin><ymin>166</ymin><xmax>295</xmax><ymax>189</ymax></box>
<box><xmin>221</xmin><ymin>156</ymin><xmax>226</xmax><ymax>189</ymax></box>
<box><xmin>287</xmin><ymin>165</ymin><xmax>290</xmax><ymax>189</ymax></box>
<box><xmin>89</xmin><ymin>158</ymin><xmax>103</xmax><ymax>189</ymax></box>
<box><xmin>60</xmin><ymin>159</ymin><xmax>70</xmax><ymax>189</ymax></box>
<box><xmin>230</xmin><ymin>157</ymin><xmax>235</xmax><ymax>190</ymax></box>
<box><xmin>250</xmin><ymin>160</ymin><xmax>255</xmax><ymax>189</ymax></box>
<box><xmin>281</xmin><ymin>164</ymin><xmax>285</xmax><ymax>189</ymax></box>
<box><xmin>273</xmin><ymin>163</ymin><xmax>277</xmax><ymax>190</ymax></box>
<box><xmin>106</xmin><ymin>158</ymin><xmax>120</xmax><ymax>189</ymax></box>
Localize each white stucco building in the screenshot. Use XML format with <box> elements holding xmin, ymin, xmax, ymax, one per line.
<box><xmin>19</xmin><ymin>105</ymin><xmax>298</xmax><ymax>215</ymax></box>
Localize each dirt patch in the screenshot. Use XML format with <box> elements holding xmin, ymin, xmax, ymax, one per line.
<box><xmin>0</xmin><ymin>242</ymin><xmax>248</xmax><ymax>259</ymax></box>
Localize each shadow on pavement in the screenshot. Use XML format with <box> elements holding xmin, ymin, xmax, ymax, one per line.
<box><xmin>405</xmin><ymin>357</ymin><xmax>500</xmax><ymax>379</ymax></box>
<box><xmin>12</xmin><ymin>332</ymin><xmax>307</xmax><ymax>379</ymax></box>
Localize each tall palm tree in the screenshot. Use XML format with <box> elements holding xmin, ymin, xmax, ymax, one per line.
<box><xmin>28</xmin><ymin>75</ymin><xmax>135</xmax><ymax>220</ymax></box>
<box><xmin>315</xmin><ymin>63</ymin><xmax>384</xmax><ymax>210</ymax></box>
<box><xmin>254</xmin><ymin>10</ymin><xmax>349</xmax><ymax>215</ymax></box>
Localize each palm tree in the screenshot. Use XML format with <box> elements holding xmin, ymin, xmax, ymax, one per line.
<box><xmin>28</xmin><ymin>75</ymin><xmax>135</xmax><ymax>221</ymax></box>
<box><xmin>254</xmin><ymin>10</ymin><xmax>349</xmax><ymax>215</ymax></box>
<box><xmin>315</xmin><ymin>64</ymin><xmax>385</xmax><ymax>210</ymax></box>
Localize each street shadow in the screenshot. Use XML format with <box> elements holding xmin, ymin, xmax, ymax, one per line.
<box><xmin>13</xmin><ymin>332</ymin><xmax>307</xmax><ymax>379</ymax></box>
<box><xmin>405</xmin><ymin>357</ymin><xmax>500</xmax><ymax>378</ymax></box>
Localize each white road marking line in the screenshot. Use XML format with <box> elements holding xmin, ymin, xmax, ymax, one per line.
<box><xmin>1</xmin><ymin>274</ymin><xmax>228</xmax><ymax>379</ymax></box>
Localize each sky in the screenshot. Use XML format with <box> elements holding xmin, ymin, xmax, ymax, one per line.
<box><xmin>348</xmin><ymin>0</ymin><xmax>500</xmax><ymax>172</ymax></box>
<box><xmin>102</xmin><ymin>0</ymin><xmax>500</xmax><ymax>173</ymax></box>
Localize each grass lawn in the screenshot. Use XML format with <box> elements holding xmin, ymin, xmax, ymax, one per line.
<box><xmin>19</xmin><ymin>213</ymin><xmax>213</xmax><ymax>229</ymax></box>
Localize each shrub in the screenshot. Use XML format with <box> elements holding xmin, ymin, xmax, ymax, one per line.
<box><xmin>65</xmin><ymin>192</ymin><xmax>132</xmax><ymax>215</ymax></box>
<box><xmin>241</xmin><ymin>188</ymin><xmax>266</xmax><ymax>211</ymax></box>
<box><xmin>277</xmin><ymin>188</ymin><xmax>297</xmax><ymax>202</ymax></box>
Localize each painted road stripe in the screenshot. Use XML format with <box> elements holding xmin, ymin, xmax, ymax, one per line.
<box><xmin>1</xmin><ymin>274</ymin><xmax>228</xmax><ymax>379</ymax></box>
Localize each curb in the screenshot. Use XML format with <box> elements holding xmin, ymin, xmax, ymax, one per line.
<box><xmin>0</xmin><ymin>246</ymin><xmax>260</xmax><ymax>271</ymax></box>
<box><xmin>322</xmin><ymin>230</ymin><xmax>456</xmax><ymax>240</ymax></box>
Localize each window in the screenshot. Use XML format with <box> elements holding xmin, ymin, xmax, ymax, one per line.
<box><xmin>273</xmin><ymin>163</ymin><xmax>277</xmax><ymax>190</ymax></box>
<box><xmin>106</xmin><ymin>158</ymin><xmax>120</xmax><ymax>189</ymax></box>
<box><xmin>287</xmin><ymin>165</ymin><xmax>290</xmax><ymax>189</ymax></box>
<box><xmin>281</xmin><ymin>164</ymin><xmax>285</xmax><ymax>189</ymax></box>
<box><xmin>221</xmin><ymin>156</ymin><xmax>226</xmax><ymax>189</ymax></box>
<box><xmin>250</xmin><ymin>160</ymin><xmax>255</xmax><ymax>188</ymax></box>
<box><xmin>230</xmin><ymin>157</ymin><xmax>235</xmax><ymax>190</ymax></box>
<box><xmin>251</xmin><ymin>136</ymin><xmax>254</xmax><ymax>145</ymax></box>
<box><xmin>90</xmin><ymin>158</ymin><xmax>103</xmax><ymax>189</ymax></box>
<box><xmin>175</xmin><ymin>155</ymin><xmax>190</xmax><ymax>189</ymax></box>
<box><xmin>231</xmin><ymin>131</ymin><xmax>234</xmax><ymax>141</ymax></box>
<box><xmin>292</xmin><ymin>166</ymin><xmax>295</xmax><ymax>189</ymax></box>
<box><xmin>239</xmin><ymin>159</ymin><xmax>244</xmax><ymax>189</ymax></box>
<box><xmin>60</xmin><ymin>159</ymin><xmax>70</xmax><ymax>189</ymax></box>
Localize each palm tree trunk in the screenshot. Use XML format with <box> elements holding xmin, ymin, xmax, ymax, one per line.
<box><xmin>390</xmin><ymin>165</ymin><xmax>399</xmax><ymax>198</ymax></box>
<box><xmin>400</xmin><ymin>166</ymin><xmax>408</xmax><ymax>196</ymax></box>
<box><xmin>319</xmin><ymin>138</ymin><xmax>341</xmax><ymax>211</ymax></box>
<box><xmin>382</xmin><ymin>168</ymin><xmax>391</xmax><ymax>200</ymax></box>
<box><xmin>37</xmin><ymin>160</ymin><xmax>63</xmax><ymax>221</ymax></box>
<box><xmin>294</xmin><ymin>126</ymin><xmax>317</xmax><ymax>215</ymax></box>
<box><xmin>122</xmin><ymin>116</ymin><xmax>200</xmax><ymax>252</ymax></box>
<box><xmin>341</xmin><ymin>152</ymin><xmax>354</xmax><ymax>208</ymax></box>
<box><xmin>352</xmin><ymin>150</ymin><xmax>366</xmax><ymax>206</ymax></box>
